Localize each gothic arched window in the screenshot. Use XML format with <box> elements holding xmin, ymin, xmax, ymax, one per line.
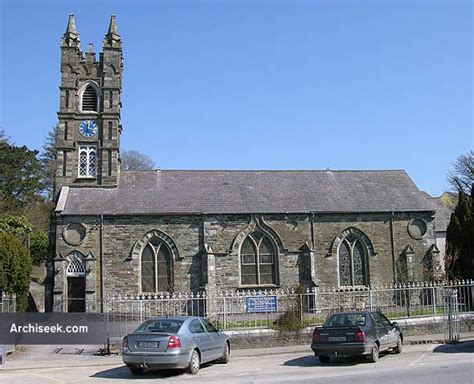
<box><xmin>338</xmin><ymin>233</ymin><xmax>369</xmax><ymax>286</ymax></box>
<box><xmin>240</xmin><ymin>230</ymin><xmax>278</xmax><ymax>286</ymax></box>
<box><xmin>141</xmin><ymin>237</ymin><xmax>173</xmax><ymax>293</ymax></box>
<box><xmin>82</xmin><ymin>84</ymin><xmax>98</xmax><ymax>111</ymax></box>
<box><xmin>66</xmin><ymin>252</ymin><xmax>86</xmax><ymax>277</ymax></box>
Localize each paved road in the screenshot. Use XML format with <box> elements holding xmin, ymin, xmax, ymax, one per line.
<box><xmin>1</xmin><ymin>342</ymin><xmax>473</xmax><ymax>383</ymax></box>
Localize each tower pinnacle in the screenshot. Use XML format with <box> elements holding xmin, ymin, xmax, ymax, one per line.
<box><xmin>104</xmin><ymin>15</ymin><xmax>121</xmax><ymax>49</ymax></box>
<box><xmin>61</xmin><ymin>14</ymin><xmax>80</xmax><ymax>48</ymax></box>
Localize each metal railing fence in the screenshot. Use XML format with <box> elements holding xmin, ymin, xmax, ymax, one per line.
<box><xmin>0</xmin><ymin>293</ymin><xmax>16</xmax><ymax>313</ymax></box>
<box><xmin>103</xmin><ymin>280</ymin><xmax>474</xmax><ymax>334</ymax></box>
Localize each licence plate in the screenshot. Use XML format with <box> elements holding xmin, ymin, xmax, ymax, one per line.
<box><xmin>138</xmin><ymin>341</ymin><xmax>159</xmax><ymax>348</ymax></box>
<box><xmin>328</xmin><ymin>336</ymin><xmax>346</xmax><ymax>342</ymax></box>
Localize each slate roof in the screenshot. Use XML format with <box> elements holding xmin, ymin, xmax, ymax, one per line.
<box><xmin>427</xmin><ymin>196</ymin><xmax>453</xmax><ymax>232</ymax></box>
<box><xmin>58</xmin><ymin>170</ymin><xmax>434</xmax><ymax>215</ymax></box>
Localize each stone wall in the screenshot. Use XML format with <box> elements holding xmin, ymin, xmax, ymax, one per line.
<box><xmin>227</xmin><ymin>314</ymin><xmax>474</xmax><ymax>349</ymax></box>
<box><xmin>52</xmin><ymin>211</ymin><xmax>436</xmax><ymax>312</ymax></box>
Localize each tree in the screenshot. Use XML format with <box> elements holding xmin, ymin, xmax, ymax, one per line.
<box><xmin>0</xmin><ymin>129</ymin><xmax>7</xmax><ymax>143</ymax></box>
<box><xmin>30</xmin><ymin>231</ymin><xmax>50</xmax><ymax>266</ymax></box>
<box><xmin>39</xmin><ymin>126</ymin><xmax>57</xmax><ymax>201</ymax></box>
<box><xmin>0</xmin><ymin>142</ymin><xmax>44</xmax><ymax>213</ymax></box>
<box><xmin>121</xmin><ymin>149</ymin><xmax>156</xmax><ymax>170</ymax></box>
<box><xmin>445</xmin><ymin>185</ymin><xmax>474</xmax><ymax>280</ymax></box>
<box><xmin>447</xmin><ymin>150</ymin><xmax>474</xmax><ymax>194</ymax></box>
<box><xmin>0</xmin><ymin>214</ymin><xmax>33</xmax><ymax>237</ymax></box>
<box><xmin>0</xmin><ymin>232</ymin><xmax>33</xmax><ymax>312</ymax></box>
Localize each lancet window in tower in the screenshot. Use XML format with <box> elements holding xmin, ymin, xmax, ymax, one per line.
<box><xmin>82</xmin><ymin>85</ymin><xmax>98</xmax><ymax>111</ymax></box>
<box><xmin>240</xmin><ymin>230</ymin><xmax>278</xmax><ymax>286</ymax></box>
<box><xmin>78</xmin><ymin>145</ymin><xmax>97</xmax><ymax>178</ymax></box>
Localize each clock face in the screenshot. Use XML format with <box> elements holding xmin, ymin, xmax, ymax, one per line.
<box><xmin>79</xmin><ymin>120</ymin><xmax>98</xmax><ymax>138</ymax></box>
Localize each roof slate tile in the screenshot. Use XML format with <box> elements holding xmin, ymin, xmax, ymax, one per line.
<box><xmin>60</xmin><ymin>170</ymin><xmax>434</xmax><ymax>215</ymax></box>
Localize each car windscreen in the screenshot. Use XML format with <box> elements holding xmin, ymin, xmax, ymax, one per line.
<box><xmin>134</xmin><ymin>319</ymin><xmax>184</xmax><ymax>334</ymax></box>
<box><xmin>324</xmin><ymin>313</ymin><xmax>366</xmax><ymax>327</ymax></box>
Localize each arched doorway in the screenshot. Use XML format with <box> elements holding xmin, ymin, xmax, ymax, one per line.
<box><xmin>66</xmin><ymin>252</ymin><xmax>86</xmax><ymax>312</ymax></box>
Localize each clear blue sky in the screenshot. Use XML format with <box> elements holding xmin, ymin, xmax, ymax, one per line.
<box><xmin>1</xmin><ymin>0</ymin><xmax>472</xmax><ymax>196</ymax></box>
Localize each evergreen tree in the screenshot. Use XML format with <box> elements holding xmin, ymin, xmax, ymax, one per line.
<box><xmin>39</xmin><ymin>126</ymin><xmax>57</xmax><ymax>201</ymax></box>
<box><xmin>29</xmin><ymin>230</ymin><xmax>50</xmax><ymax>266</ymax></box>
<box><xmin>0</xmin><ymin>232</ymin><xmax>33</xmax><ymax>312</ymax></box>
<box><xmin>445</xmin><ymin>184</ymin><xmax>474</xmax><ymax>279</ymax></box>
<box><xmin>0</xmin><ymin>141</ymin><xmax>44</xmax><ymax>213</ymax></box>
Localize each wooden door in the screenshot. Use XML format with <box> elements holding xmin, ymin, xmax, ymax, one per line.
<box><xmin>67</xmin><ymin>277</ymin><xmax>85</xmax><ymax>312</ymax></box>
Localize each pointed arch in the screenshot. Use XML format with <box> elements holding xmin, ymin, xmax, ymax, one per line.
<box><xmin>230</xmin><ymin>215</ymin><xmax>286</xmax><ymax>255</ymax></box>
<box><xmin>232</xmin><ymin>217</ymin><xmax>281</xmax><ymax>286</ymax></box>
<box><xmin>239</xmin><ymin>229</ymin><xmax>279</xmax><ymax>286</ymax></box>
<box><xmin>331</xmin><ymin>227</ymin><xmax>375</xmax><ymax>287</ymax></box>
<box><xmin>130</xmin><ymin>229</ymin><xmax>180</xmax><ymax>261</ymax></box>
<box><xmin>130</xmin><ymin>230</ymin><xmax>179</xmax><ymax>293</ymax></box>
<box><xmin>66</xmin><ymin>251</ymin><xmax>86</xmax><ymax>277</ymax></box>
<box><xmin>78</xmin><ymin>80</ymin><xmax>101</xmax><ymax>113</ymax></box>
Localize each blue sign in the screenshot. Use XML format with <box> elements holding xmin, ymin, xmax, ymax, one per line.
<box><xmin>246</xmin><ymin>296</ymin><xmax>278</xmax><ymax>313</ymax></box>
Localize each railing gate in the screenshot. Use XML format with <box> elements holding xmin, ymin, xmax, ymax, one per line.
<box><xmin>443</xmin><ymin>288</ymin><xmax>460</xmax><ymax>343</ymax></box>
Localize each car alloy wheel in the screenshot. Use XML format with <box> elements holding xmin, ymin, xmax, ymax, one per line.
<box><xmin>368</xmin><ymin>343</ymin><xmax>379</xmax><ymax>363</ymax></box>
<box><xmin>394</xmin><ymin>336</ymin><xmax>402</xmax><ymax>354</ymax></box>
<box><xmin>219</xmin><ymin>342</ymin><xmax>230</xmax><ymax>364</ymax></box>
<box><xmin>188</xmin><ymin>349</ymin><xmax>200</xmax><ymax>375</ymax></box>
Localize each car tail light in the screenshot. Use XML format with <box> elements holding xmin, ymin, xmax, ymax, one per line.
<box><xmin>312</xmin><ymin>329</ymin><xmax>321</xmax><ymax>343</ymax></box>
<box><xmin>354</xmin><ymin>330</ymin><xmax>366</xmax><ymax>342</ymax></box>
<box><xmin>168</xmin><ymin>335</ymin><xmax>181</xmax><ymax>349</ymax></box>
<box><xmin>123</xmin><ymin>336</ymin><xmax>129</xmax><ymax>349</ymax></box>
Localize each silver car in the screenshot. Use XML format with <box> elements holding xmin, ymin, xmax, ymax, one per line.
<box><xmin>122</xmin><ymin>316</ymin><xmax>230</xmax><ymax>375</ymax></box>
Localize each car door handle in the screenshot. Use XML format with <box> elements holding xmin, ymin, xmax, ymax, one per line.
<box><xmin>194</xmin><ymin>338</ymin><xmax>200</xmax><ymax>342</ymax></box>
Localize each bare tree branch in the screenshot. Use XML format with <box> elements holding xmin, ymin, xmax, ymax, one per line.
<box><xmin>447</xmin><ymin>150</ymin><xmax>474</xmax><ymax>194</ymax></box>
<box><xmin>121</xmin><ymin>150</ymin><xmax>156</xmax><ymax>171</ymax></box>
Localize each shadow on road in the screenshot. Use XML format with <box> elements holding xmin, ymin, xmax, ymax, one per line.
<box><xmin>283</xmin><ymin>354</ymin><xmax>364</xmax><ymax>367</ymax></box>
<box><xmin>91</xmin><ymin>362</ymin><xmax>217</xmax><ymax>380</ymax></box>
<box><xmin>433</xmin><ymin>340</ymin><xmax>474</xmax><ymax>354</ymax></box>
<box><xmin>91</xmin><ymin>365</ymin><xmax>186</xmax><ymax>380</ymax></box>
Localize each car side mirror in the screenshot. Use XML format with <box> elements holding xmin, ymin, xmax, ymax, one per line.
<box><xmin>392</xmin><ymin>322</ymin><xmax>399</xmax><ymax>328</ymax></box>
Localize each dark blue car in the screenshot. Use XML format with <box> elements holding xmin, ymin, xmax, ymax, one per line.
<box><xmin>311</xmin><ymin>311</ymin><xmax>403</xmax><ymax>363</ymax></box>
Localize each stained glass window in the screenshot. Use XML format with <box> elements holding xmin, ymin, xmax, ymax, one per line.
<box><xmin>338</xmin><ymin>233</ymin><xmax>369</xmax><ymax>286</ymax></box>
<box><xmin>140</xmin><ymin>238</ymin><xmax>173</xmax><ymax>293</ymax></box>
<box><xmin>240</xmin><ymin>231</ymin><xmax>278</xmax><ymax>286</ymax></box>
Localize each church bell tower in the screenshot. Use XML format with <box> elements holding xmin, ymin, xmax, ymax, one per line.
<box><xmin>55</xmin><ymin>15</ymin><xmax>123</xmax><ymax>195</ymax></box>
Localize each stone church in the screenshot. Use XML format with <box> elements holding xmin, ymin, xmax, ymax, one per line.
<box><xmin>46</xmin><ymin>15</ymin><xmax>442</xmax><ymax>312</ymax></box>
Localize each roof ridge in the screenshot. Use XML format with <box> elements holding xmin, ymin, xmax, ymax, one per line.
<box><xmin>121</xmin><ymin>169</ymin><xmax>407</xmax><ymax>173</ymax></box>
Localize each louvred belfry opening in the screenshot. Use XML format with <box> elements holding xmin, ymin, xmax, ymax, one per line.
<box><xmin>82</xmin><ymin>85</ymin><xmax>98</xmax><ymax>111</ymax></box>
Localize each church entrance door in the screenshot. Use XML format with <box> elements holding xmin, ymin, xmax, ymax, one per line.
<box><xmin>67</xmin><ymin>277</ymin><xmax>86</xmax><ymax>312</ymax></box>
